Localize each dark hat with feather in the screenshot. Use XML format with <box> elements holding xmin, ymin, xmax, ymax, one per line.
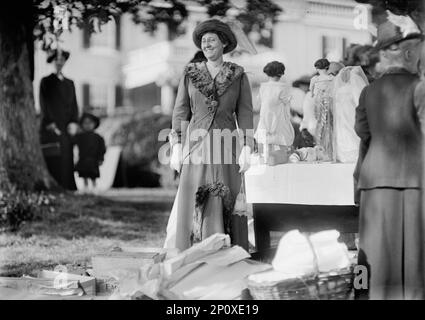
<box><xmin>375</xmin><ymin>10</ymin><xmax>424</xmax><ymax>50</ymax></box>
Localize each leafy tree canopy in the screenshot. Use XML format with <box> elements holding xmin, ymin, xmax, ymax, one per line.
<box><xmin>33</xmin><ymin>0</ymin><xmax>282</xmax><ymax>50</ymax></box>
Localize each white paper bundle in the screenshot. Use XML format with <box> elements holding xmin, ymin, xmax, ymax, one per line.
<box><xmin>272</xmin><ymin>230</ymin><xmax>351</xmax><ymax>277</ymax></box>
<box><xmin>163</xmin><ymin>233</ymin><xmax>231</xmax><ymax>277</ymax></box>
<box><xmin>272</xmin><ymin>230</ymin><xmax>316</xmax><ymax>276</ymax></box>
<box><xmin>309</xmin><ymin>230</ymin><xmax>351</xmax><ymax>272</ymax></box>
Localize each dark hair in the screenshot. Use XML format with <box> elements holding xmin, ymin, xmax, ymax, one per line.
<box><xmin>297</xmin><ymin>129</ymin><xmax>316</xmax><ymax>148</ymax></box>
<box><xmin>314</xmin><ymin>58</ymin><xmax>330</xmax><ymax>70</ymax></box>
<box><xmin>200</xmin><ymin>30</ymin><xmax>229</xmax><ymax>47</ymax></box>
<box><xmin>263</xmin><ymin>61</ymin><xmax>286</xmax><ymax>78</ymax></box>
<box><xmin>190</xmin><ymin>50</ymin><xmax>207</xmax><ymax>63</ymax></box>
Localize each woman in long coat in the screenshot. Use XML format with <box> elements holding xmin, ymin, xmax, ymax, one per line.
<box><xmin>164</xmin><ymin>19</ymin><xmax>254</xmax><ymax>251</ymax></box>
<box><xmin>39</xmin><ymin>49</ymin><xmax>79</xmax><ymax>190</ymax></box>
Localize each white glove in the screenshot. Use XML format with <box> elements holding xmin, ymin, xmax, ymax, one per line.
<box><xmin>170</xmin><ymin>143</ymin><xmax>183</xmax><ymax>173</ymax></box>
<box><xmin>238</xmin><ymin>145</ymin><xmax>251</xmax><ymax>173</ymax></box>
<box><xmin>47</xmin><ymin>123</ymin><xmax>62</xmax><ymax>136</ymax></box>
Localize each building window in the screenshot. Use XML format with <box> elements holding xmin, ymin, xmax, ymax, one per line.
<box><xmin>91</xmin><ymin>83</ymin><xmax>108</xmax><ymax>109</ymax></box>
<box><xmin>82</xmin><ymin>82</ymin><xmax>109</xmax><ymax>116</ymax></box>
<box><xmin>115</xmin><ymin>85</ymin><xmax>124</xmax><ymax>107</ymax></box>
<box><xmin>342</xmin><ymin>37</ymin><xmax>348</xmax><ymax>61</ymax></box>
<box><xmin>322</xmin><ymin>35</ymin><xmax>350</xmax><ymax>61</ymax></box>
<box><xmin>115</xmin><ymin>16</ymin><xmax>121</xmax><ymax>50</ymax></box>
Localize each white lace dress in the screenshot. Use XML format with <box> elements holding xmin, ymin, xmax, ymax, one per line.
<box><xmin>333</xmin><ymin>67</ymin><xmax>368</xmax><ymax>163</ymax></box>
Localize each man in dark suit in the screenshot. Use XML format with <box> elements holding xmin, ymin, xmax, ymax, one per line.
<box><xmin>39</xmin><ymin>49</ymin><xmax>79</xmax><ymax>190</ymax></box>
<box><xmin>354</xmin><ymin>13</ymin><xmax>425</xmax><ymax>299</ymax></box>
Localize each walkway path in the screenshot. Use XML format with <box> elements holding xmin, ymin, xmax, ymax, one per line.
<box><xmin>100</xmin><ymin>188</ymin><xmax>177</xmax><ymax>203</ymax></box>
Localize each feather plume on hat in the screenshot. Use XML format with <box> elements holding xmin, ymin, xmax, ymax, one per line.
<box><xmin>374</xmin><ymin>10</ymin><xmax>424</xmax><ymax>50</ymax></box>
<box><xmin>387</xmin><ymin>10</ymin><xmax>421</xmax><ymax>38</ymax></box>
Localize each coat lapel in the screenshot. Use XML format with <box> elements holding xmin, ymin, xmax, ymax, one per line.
<box><xmin>185</xmin><ymin>61</ymin><xmax>245</xmax><ymax>99</ymax></box>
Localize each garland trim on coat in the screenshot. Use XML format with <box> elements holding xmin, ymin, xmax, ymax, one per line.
<box><xmin>191</xmin><ymin>182</ymin><xmax>235</xmax><ymax>244</ymax></box>
<box><xmin>184</xmin><ymin>61</ymin><xmax>245</xmax><ymax>102</ymax></box>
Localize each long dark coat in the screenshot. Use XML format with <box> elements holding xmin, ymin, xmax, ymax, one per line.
<box><xmin>165</xmin><ymin>61</ymin><xmax>254</xmax><ymax>251</ymax></box>
<box><xmin>354</xmin><ymin>67</ymin><xmax>425</xmax><ymax>299</ymax></box>
<box><xmin>39</xmin><ymin>73</ymin><xmax>79</xmax><ymax>190</ymax></box>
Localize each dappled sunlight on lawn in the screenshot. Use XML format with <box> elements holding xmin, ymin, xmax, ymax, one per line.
<box><xmin>0</xmin><ymin>192</ymin><xmax>173</xmax><ymax>276</ymax></box>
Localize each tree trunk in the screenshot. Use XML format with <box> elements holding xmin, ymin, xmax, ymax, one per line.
<box><xmin>0</xmin><ymin>3</ymin><xmax>54</xmax><ymax>191</ymax></box>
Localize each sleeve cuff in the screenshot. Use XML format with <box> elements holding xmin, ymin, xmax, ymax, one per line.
<box><xmin>240</xmin><ymin>128</ymin><xmax>254</xmax><ymax>149</ymax></box>
<box><xmin>168</xmin><ymin>129</ymin><xmax>181</xmax><ymax>147</ymax></box>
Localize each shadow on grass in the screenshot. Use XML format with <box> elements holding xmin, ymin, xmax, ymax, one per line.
<box><xmin>19</xmin><ymin>194</ymin><xmax>173</xmax><ymax>241</ymax></box>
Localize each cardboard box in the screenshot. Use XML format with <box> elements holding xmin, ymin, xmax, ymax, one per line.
<box><xmin>91</xmin><ymin>247</ymin><xmax>166</xmax><ymax>280</ymax></box>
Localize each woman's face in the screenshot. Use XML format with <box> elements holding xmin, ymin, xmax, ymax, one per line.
<box><xmin>201</xmin><ymin>32</ymin><xmax>225</xmax><ymax>61</ymax></box>
<box><xmin>82</xmin><ymin>118</ymin><xmax>95</xmax><ymax>132</ymax></box>
<box><xmin>54</xmin><ymin>55</ymin><xmax>67</xmax><ymax>73</ymax></box>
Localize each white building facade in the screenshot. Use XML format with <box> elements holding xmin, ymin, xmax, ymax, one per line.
<box><xmin>33</xmin><ymin>0</ymin><xmax>372</xmax><ymax>117</ymax></box>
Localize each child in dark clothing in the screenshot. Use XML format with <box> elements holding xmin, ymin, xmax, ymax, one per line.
<box><xmin>74</xmin><ymin>113</ymin><xmax>106</xmax><ymax>193</ymax></box>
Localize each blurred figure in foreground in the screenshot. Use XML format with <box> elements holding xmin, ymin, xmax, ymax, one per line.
<box><xmin>355</xmin><ymin>16</ymin><xmax>425</xmax><ymax>300</ymax></box>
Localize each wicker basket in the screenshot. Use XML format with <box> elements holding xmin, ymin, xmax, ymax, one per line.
<box><xmin>248</xmin><ymin>231</ymin><xmax>355</xmax><ymax>300</ymax></box>
<box><xmin>248</xmin><ymin>266</ymin><xmax>354</xmax><ymax>300</ymax></box>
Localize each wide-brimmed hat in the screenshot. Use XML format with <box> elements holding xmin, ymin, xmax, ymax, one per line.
<box><xmin>192</xmin><ymin>19</ymin><xmax>237</xmax><ymax>54</ymax></box>
<box><xmin>47</xmin><ymin>49</ymin><xmax>70</xmax><ymax>63</ymax></box>
<box><xmin>375</xmin><ymin>11</ymin><xmax>424</xmax><ymax>50</ymax></box>
<box><xmin>80</xmin><ymin>112</ymin><xmax>100</xmax><ymax>129</ymax></box>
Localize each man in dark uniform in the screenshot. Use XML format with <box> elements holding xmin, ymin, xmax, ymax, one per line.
<box><xmin>39</xmin><ymin>49</ymin><xmax>79</xmax><ymax>190</ymax></box>
<box><xmin>354</xmin><ymin>13</ymin><xmax>425</xmax><ymax>299</ymax></box>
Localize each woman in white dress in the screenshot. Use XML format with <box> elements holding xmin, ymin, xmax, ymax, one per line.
<box><xmin>333</xmin><ymin>66</ymin><xmax>369</xmax><ymax>163</ymax></box>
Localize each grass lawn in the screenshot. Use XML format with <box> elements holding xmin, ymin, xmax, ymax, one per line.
<box><xmin>0</xmin><ymin>192</ymin><xmax>173</xmax><ymax>277</ymax></box>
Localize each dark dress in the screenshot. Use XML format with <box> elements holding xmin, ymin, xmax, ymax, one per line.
<box><xmin>354</xmin><ymin>67</ymin><xmax>425</xmax><ymax>300</ymax></box>
<box><xmin>74</xmin><ymin>131</ymin><xmax>106</xmax><ymax>180</ymax></box>
<box><xmin>39</xmin><ymin>73</ymin><xmax>79</xmax><ymax>190</ymax></box>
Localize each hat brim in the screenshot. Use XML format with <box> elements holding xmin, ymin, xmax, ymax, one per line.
<box><xmin>375</xmin><ymin>33</ymin><xmax>424</xmax><ymax>50</ymax></box>
<box><xmin>193</xmin><ymin>20</ymin><xmax>237</xmax><ymax>54</ymax></box>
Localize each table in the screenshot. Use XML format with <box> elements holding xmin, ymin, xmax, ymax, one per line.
<box><xmin>245</xmin><ymin>162</ymin><xmax>359</xmax><ymax>251</ymax></box>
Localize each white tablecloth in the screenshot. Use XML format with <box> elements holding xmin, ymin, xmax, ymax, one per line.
<box><xmin>245</xmin><ymin>163</ymin><xmax>356</xmax><ymax>206</ymax></box>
